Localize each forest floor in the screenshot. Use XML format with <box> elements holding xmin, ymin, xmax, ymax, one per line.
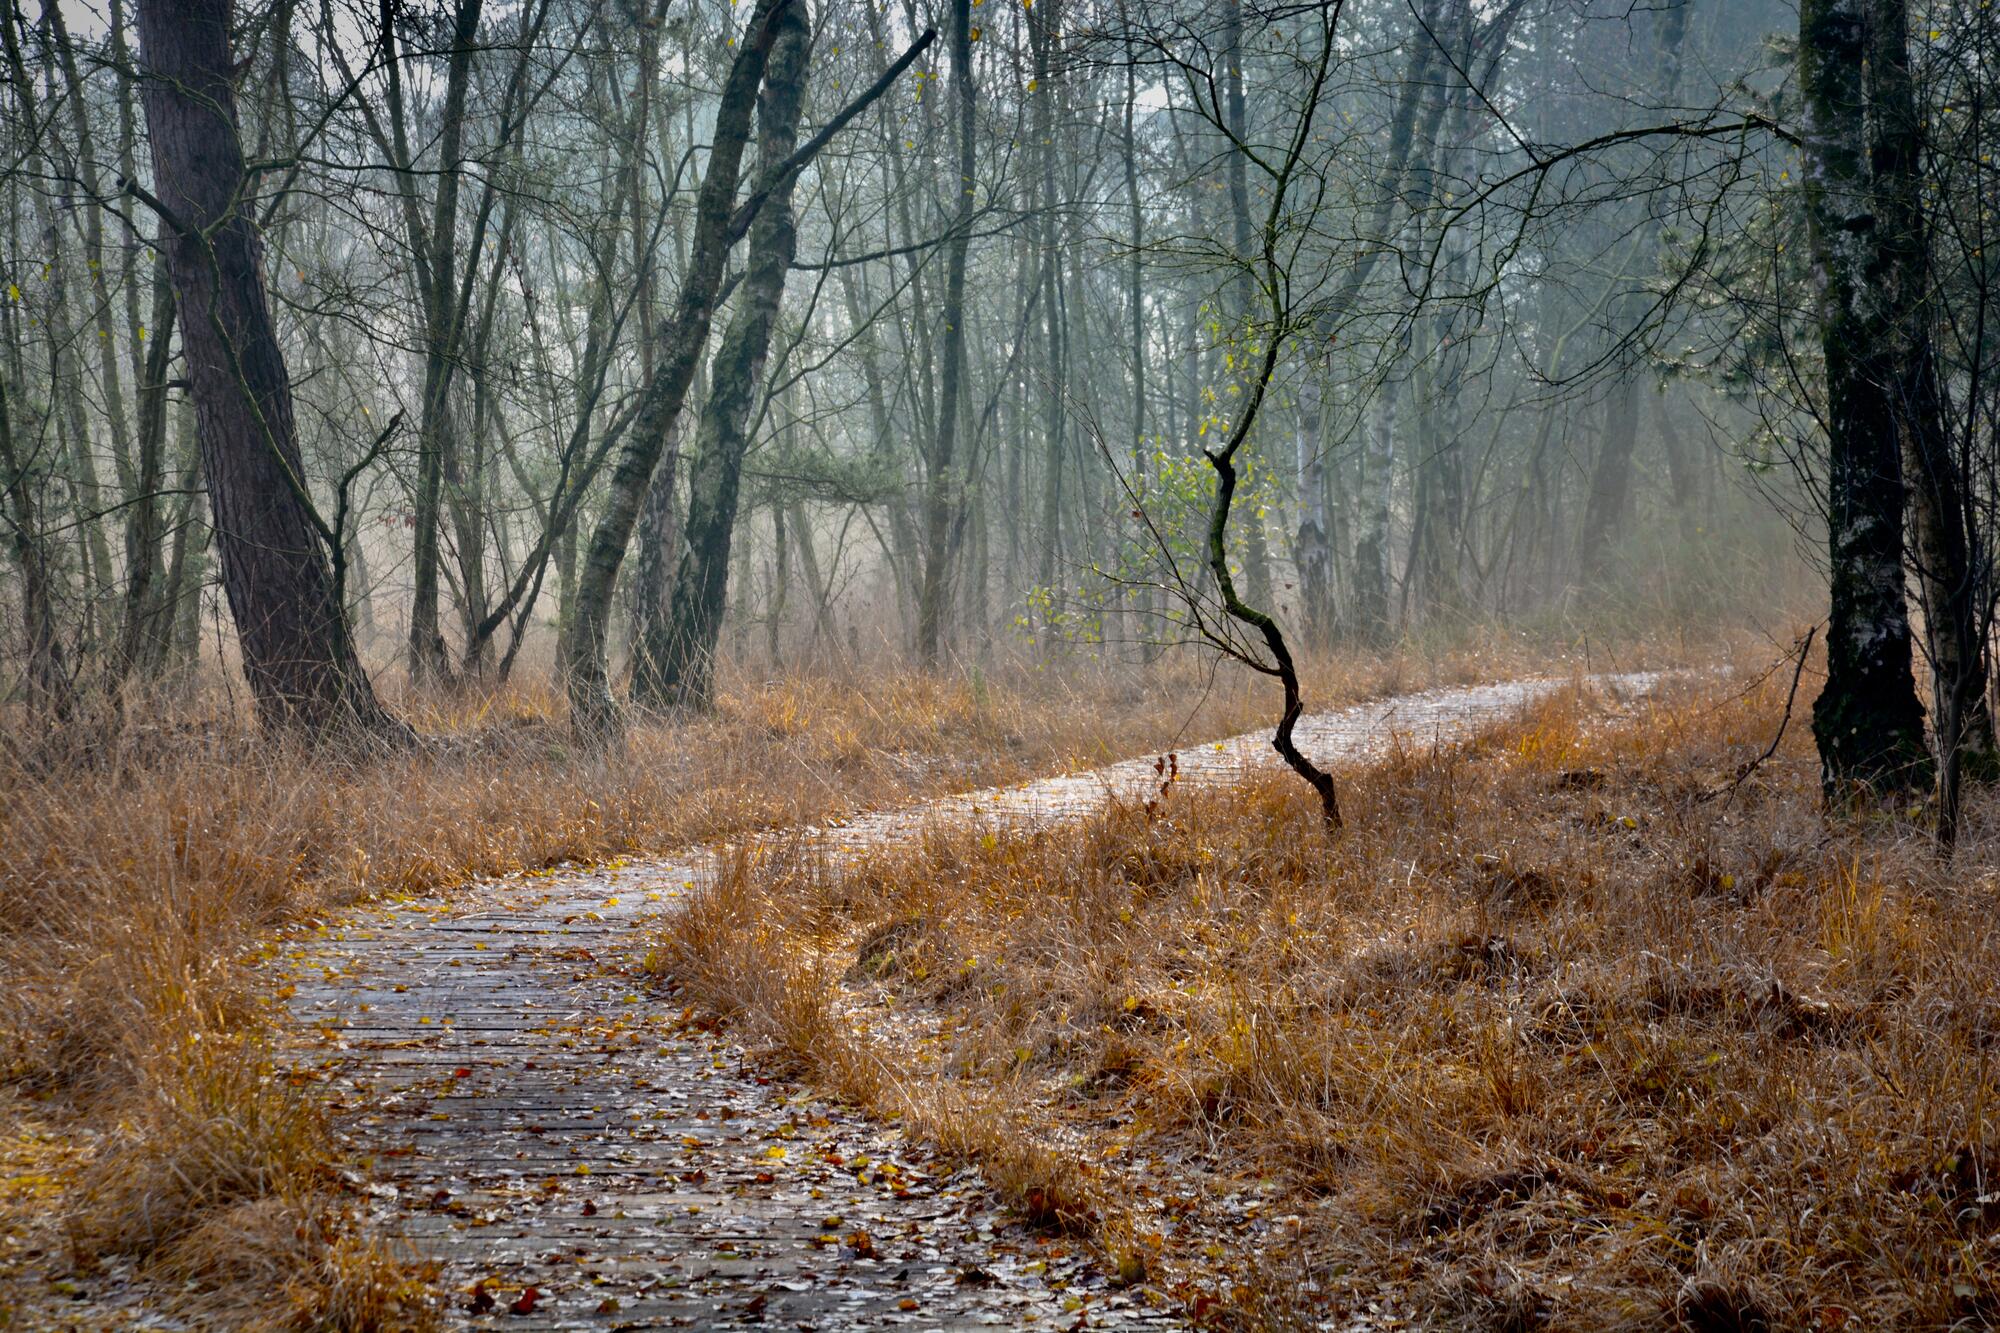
<box><xmin>0</xmin><ymin>643</ymin><xmax>1594</xmax><ymax>1330</ymax></box>
<box><xmin>272</xmin><ymin>675</ymin><xmax>1648</xmax><ymax>1331</ymax></box>
<box><xmin>19</xmin><ymin>634</ymin><xmax>1966</xmax><ymax>1331</ymax></box>
<box><xmin>675</xmin><ymin>664</ymin><xmax>2000</xmax><ymax>1330</ymax></box>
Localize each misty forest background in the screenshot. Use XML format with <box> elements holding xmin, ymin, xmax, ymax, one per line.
<box><xmin>4</xmin><ymin>0</ymin><xmax>1918</xmax><ymax>747</ymax></box>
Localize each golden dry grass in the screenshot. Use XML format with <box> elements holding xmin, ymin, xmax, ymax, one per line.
<box><xmin>0</xmin><ymin>647</ymin><xmax>1397</xmax><ymax>1326</ymax></box>
<box><xmin>663</xmin><ymin>659</ymin><xmax>2000</xmax><ymax>1329</ymax></box>
<box><xmin>0</xmin><ymin>617</ymin><xmax>1741</xmax><ymax>1326</ymax></box>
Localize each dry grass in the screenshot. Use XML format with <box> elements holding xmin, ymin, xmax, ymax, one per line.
<box><xmin>665</xmin><ymin>658</ymin><xmax>2000</xmax><ymax>1329</ymax></box>
<box><xmin>0</xmin><ymin>646</ymin><xmax>1412</xmax><ymax>1325</ymax></box>
<box><xmin>0</xmin><ymin>616</ymin><xmax>1742</xmax><ymax>1325</ymax></box>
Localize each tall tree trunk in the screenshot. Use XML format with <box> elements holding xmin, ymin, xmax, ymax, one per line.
<box><xmin>116</xmin><ymin>270</ymin><xmax>177</xmax><ymax>682</ymax></box>
<box><xmin>628</xmin><ymin>0</ymin><xmax>810</xmax><ymax>713</ymax></box>
<box><xmin>915</xmin><ymin>0</ymin><xmax>975</xmax><ymax>667</ymax></box>
<box><xmin>1574</xmin><ymin>0</ymin><xmax>1687</xmax><ymax>590</ymax></box>
<box><xmin>136</xmin><ymin>0</ymin><xmax>399</xmax><ymax>739</ymax></box>
<box><xmin>631</xmin><ymin>420</ymin><xmax>682</xmax><ymax>684</ymax></box>
<box><xmin>398</xmin><ymin>0</ymin><xmax>484</xmax><ymax>687</ymax></box>
<box><xmin>1575</xmin><ymin>374</ymin><xmax>1640</xmax><ymax>585</ymax></box>
<box><xmin>0</xmin><ymin>372</ymin><xmax>70</xmax><ymax>719</ymax></box>
<box><xmin>1864</xmin><ymin>0</ymin><xmax>1995</xmax><ymax>815</ymax></box>
<box><xmin>789</xmin><ymin>500</ymin><xmax>833</xmax><ymax>646</ymax></box>
<box><xmin>1122</xmin><ymin>22</ymin><xmax>1152</xmax><ymax>659</ymax></box>
<box><xmin>1222</xmin><ymin>0</ymin><xmax>1271</xmax><ymax>614</ymax></box>
<box><xmin>1656</xmin><ymin>386</ymin><xmax>1699</xmax><ymax>550</ymax></box>
<box><xmin>1799</xmin><ymin>0</ymin><xmax>1930</xmax><ymax>792</ymax></box>
<box><xmin>562</xmin><ymin>0</ymin><xmax>791</xmax><ymax>733</ymax></box>
<box><xmin>160</xmin><ymin>399</ymin><xmax>204</xmax><ymax>672</ymax></box>
<box><xmin>1031</xmin><ymin>0</ymin><xmax>1064</xmax><ymax>637</ymax></box>
<box><xmin>1296</xmin><ymin>373</ymin><xmax>1332</xmax><ymax>647</ymax></box>
<box><xmin>1353</xmin><ymin>376</ymin><xmax>1396</xmax><ymax>642</ymax></box>
<box><xmin>767</xmin><ymin>504</ymin><xmax>789</xmax><ymax>668</ymax></box>
<box><xmin>48</xmin><ymin>0</ymin><xmax>140</xmax><ymax>506</ymax></box>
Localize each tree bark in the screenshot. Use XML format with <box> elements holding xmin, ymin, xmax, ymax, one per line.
<box><xmin>1030</xmin><ymin>0</ymin><xmax>1065</xmax><ymax>637</ymax></box>
<box><xmin>626</xmin><ymin>0</ymin><xmax>810</xmax><ymax>714</ymax></box>
<box><xmin>396</xmin><ymin>0</ymin><xmax>482</xmax><ymax>687</ymax></box>
<box><xmin>915</xmin><ymin>0</ymin><xmax>976</xmax><ymax>667</ymax></box>
<box><xmin>1575</xmin><ymin>374</ymin><xmax>1640</xmax><ymax>585</ymax></box>
<box><xmin>0</xmin><ymin>371</ymin><xmax>70</xmax><ymax>720</ymax></box>
<box><xmin>1863</xmin><ymin>0</ymin><xmax>1995</xmax><ymax>813</ymax></box>
<box><xmin>1799</xmin><ymin>0</ymin><xmax>1931</xmax><ymax>792</ymax></box>
<box><xmin>562</xmin><ymin>0</ymin><xmax>792</xmax><ymax>734</ymax></box>
<box><xmin>1295</xmin><ymin>374</ymin><xmax>1332</xmax><ymax>647</ymax></box>
<box><xmin>1222</xmin><ymin>0</ymin><xmax>1272</xmax><ymax>615</ymax></box>
<box><xmin>136</xmin><ymin>0</ymin><xmax>399</xmax><ymax>739</ymax></box>
<box><xmin>1353</xmin><ymin>376</ymin><xmax>1396</xmax><ymax>642</ymax></box>
<box><xmin>116</xmin><ymin>269</ymin><xmax>178</xmax><ymax>683</ymax></box>
<box><xmin>1122</xmin><ymin>19</ymin><xmax>1153</xmax><ymax>659</ymax></box>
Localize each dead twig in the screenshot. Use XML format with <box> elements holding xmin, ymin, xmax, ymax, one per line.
<box><xmin>1700</xmin><ymin>625</ymin><xmax>1817</xmax><ymax>804</ymax></box>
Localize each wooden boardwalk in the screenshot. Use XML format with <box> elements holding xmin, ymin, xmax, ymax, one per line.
<box><xmin>284</xmin><ymin>675</ymin><xmax>1661</xmax><ymax>1329</ymax></box>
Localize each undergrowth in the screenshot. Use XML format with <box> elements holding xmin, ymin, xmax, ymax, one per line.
<box><xmin>663</xmin><ymin>662</ymin><xmax>2000</xmax><ymax>1329</ymax></box>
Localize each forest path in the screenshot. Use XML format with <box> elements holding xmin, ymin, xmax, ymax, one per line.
<box><xmin>283</xmin><ymin>672</ymin><xmax>1664</xmax><ymax>1330</ymax></box>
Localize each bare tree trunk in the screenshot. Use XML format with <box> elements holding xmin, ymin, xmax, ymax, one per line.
<box><xmin>1122</xmin><ymin>22</ymin><xmax>1152</xmax><ymax>659</ymax></box>
<box><xmin>1222</xmin><ymin>0</ymin><xmax>1271</xmax><ymax>614</ymax></box>
<box><xmin>631</xmin><ymin>420</ymin><xmax>682</xmax><ymax>681</ymax></box>
<box><xmin>1799</xmin><ymin>0</ymin><xmax>1930</xmax><ymax>792</ymax></box>
<box><xmin>767</xmin><ymin>504</ymin><xmax>789</xmax><ymax>668</ymax></box>
<box><xmin>136</xmin><ymin>0</ymin><xmax>399</xmax><ymax>739</ymax></box>
<box><xmin>915</xmin><ymin>0</ymin><xmax>975</xmax><ymax>668</ymax></box>
<box><xmin>0</xmin><ymin>372</ymin><xmax>70</xmax><ymax>719</ymax></box>
<box><xmin>563</xmin><ymin>0</ymin><xmax>792</xmax><ymax>732</ymax></box>
<box><xmin>1656</xmin><ymin>386</ymin><xmax>1699</xmax><ymax>549</ymax></box>
<box><xmin>1575</xmin><ymin>375</ymin><xmax>1640</xmax><ymax>585</ymax></box>
<box><xmin>1575</xmin><ymin>0</ymin><xmax>1687</xmax><ymax>591</ymax></box>
<box><xmin>395</xmin><ymin>0</ymin><xmax>483</xmax><ymax>687</ymax></box>
<box><xmin>1353</xmin><ymin>378</ymin><xmax>1396</xmax><ymax>642</ymax></box>
<box><xmin>116</xmin><ymin>269</ymin><xmax>177</xmax><ymax>682</ymax></box>
<box><xmin>161</xmin><ymin>401</ymin><xmax>204</xmax><ymax>672</ymax></box>
<box><xmin>1865</xmin><ymin>0</ymin><xmax>1994</xmax><ymax>819</ymax></box>
<box><xmin>1295</xmin><ymin>374</ymin><xmax>1332</xmax><ymax>647</ymax></box>
<box><xmin>629</xmin><ymin>0</ymin><xmax>810</xmax><ymax>713</ymax></box>
<box><xmin>1031</xmin><ymin>0</ymin><xmax>1064</xmax><ymax>638</ymax></box>
<box><xmin>788</xmin><ymin>501</ymin><xmax>833</xmax><ymax>646</ymax></box>
<box><xmin>47</xmin><ymin>0</ymin><xmax>140</xmax><ymax>509</ymax></box>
